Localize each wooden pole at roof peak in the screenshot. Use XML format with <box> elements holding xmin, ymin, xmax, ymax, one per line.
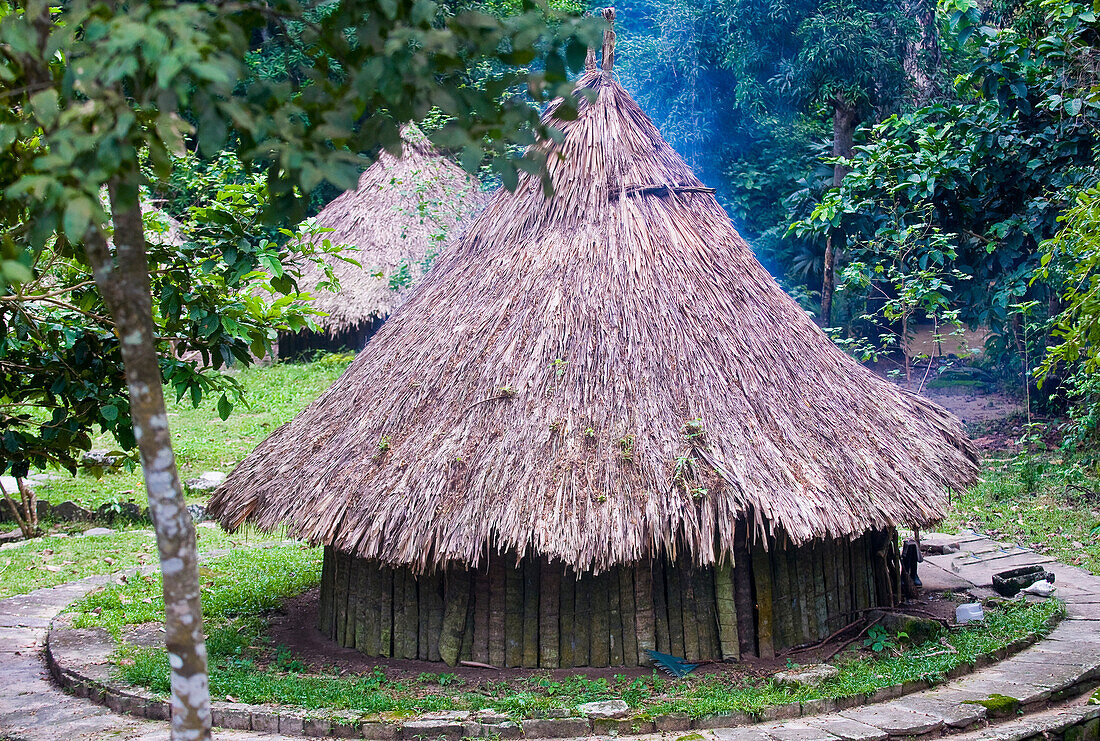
<box><xmin>601</xmin><ymin>7</ymin><xmax>616</xmax><ymax>72</ymax></box>
<box><xmin>584</xmin><ymin>11</ymin><xmax>597</xmax><ymax>72</ymax></box>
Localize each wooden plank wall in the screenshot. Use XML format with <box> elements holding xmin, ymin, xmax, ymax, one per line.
<box><xmin>318</xmin><ymin>529</ymin><xmax>898</xmax><ymax>666</ymax></box>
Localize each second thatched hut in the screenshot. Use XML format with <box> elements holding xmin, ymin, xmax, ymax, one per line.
<box><xmin>278</xmin><ymin>127</ymin><xmax>486</xmax><ymax>358</ymax></box>
<box><xmin>211</xmin><ymin>15</ymin><xmax>979</xmax><ymax>667</ymax></box>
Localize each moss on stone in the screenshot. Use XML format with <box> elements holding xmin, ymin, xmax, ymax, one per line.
<box><xmin>964</xmin><ymin>693</ymin><xmax>1020</xmax><ymax>719</ymax></box>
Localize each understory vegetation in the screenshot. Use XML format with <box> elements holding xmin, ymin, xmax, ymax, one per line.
<box><xmin>67</xmin><ymin>545</ymin><xmax>1063</xmax><ymax>719</ymax></box>
<box><xmin>945</xmin><ymin>454</ymin><xmax>1100</xmax><ymax>574</ymax></box>
<box><xmin>4</xmin><ymin>354</ymin><xmax>351</xmax><ymax>514</ymax></box>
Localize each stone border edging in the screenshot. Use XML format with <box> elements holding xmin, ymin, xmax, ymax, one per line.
<box><xmin>43</xmin><ymin>601</ymin><xmax>1064</xmax><ymax>738</ymax></box>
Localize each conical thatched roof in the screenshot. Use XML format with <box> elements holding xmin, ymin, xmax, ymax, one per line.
<box><xmin>296</xmin><ymin>127</ymin><xmax>487</xmax><ymax>333</ymax></box>
<box><xmin>210</xmin><ymin>40</ymin><xmax>979</xmax><ymax>573</ymax></box>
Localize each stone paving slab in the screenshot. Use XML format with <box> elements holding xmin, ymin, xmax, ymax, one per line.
<box><xmin>948</xmin><ymin>701</ymin><xmax>1100</xmax><ymax>741</ymax></box>
<box><xmin>802</xmin><ymin>716</ymin><xmax>889</xmax><ymax>741</ymax></box>
<box><xmin>891</xmin><ymin>694</ymin><xmax>986</xmax><ymax>729</ymax></box>
<box><xmin>759</xmin><ymin>722</ymin><xmax>841</xmax><ymax>740</ymax></box>
<box><xmin>836</xmin><ymin>706</ymin><xmax>943</xmax><ymax>736</ymax></box>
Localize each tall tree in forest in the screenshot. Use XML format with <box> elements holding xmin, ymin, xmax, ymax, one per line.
<box><xmin>719</xmin><ymin>0</ymin><xmax>913</xmax><ymax>323</ymax></box>
<box><xmin>0</xmin><ymin>2</ymin><xmax>598</xmax><ymax>739</ymax></box>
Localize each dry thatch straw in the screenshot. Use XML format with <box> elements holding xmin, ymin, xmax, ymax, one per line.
<box><xmin>293</xmin><ymin>126</ymin><xmax>487</xmax><ymax>335</ymax></box>
<box><xmin>210</xmin><ymin>47</ymin><xmax>979</xmax><ymax>574</ymax></box>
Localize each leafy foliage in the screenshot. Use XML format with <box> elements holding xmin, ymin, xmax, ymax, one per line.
<box><xmin>795</xmin><ymin>0</ymin><xmax>1100</xmax><ymax>367</ymax></box>
<box><xmin>0</xmin><ymin>0</ymin><xmax>601</xmax><ymax>483</ymax></box>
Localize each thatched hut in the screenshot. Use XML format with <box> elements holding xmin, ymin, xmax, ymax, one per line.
<box><xmin>278</xmin><ymin>127</ymin><xmax>486</xmax><ymax>358</ymax></box>
<box><xmin>210</xmin><ymin>14</ymin><xmax>978</xmax><ymax>667</ymax></box>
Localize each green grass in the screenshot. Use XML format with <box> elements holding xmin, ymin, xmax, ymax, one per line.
<box><xmin>69</xmin><ymin>544</ymin><xmax>321</xmax><ymax>636</ymax></box>
<box><xmin>10</xmin><ymin>354</ymin><xmax>351</xmax><ymax>514</ymax></box>
<box><xmin>943</xmin><ymin>456</ymin><xmax>1100</xmax><ymax>574</ymax></box>
<box><xmin>0</xmin><ymin>523</ymin><xmax>288</xmax><ymax>598</ymax></box>
<box><xmin>71</xmin><ymin>546</ymin><xmax>1064</xmax><ymax>720</ymax></box>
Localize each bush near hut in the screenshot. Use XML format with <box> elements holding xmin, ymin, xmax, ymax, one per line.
<box><xmin>70</xmin><ymin>545</ymin><xmax>1063</xmax><ymax>719</ymax></box>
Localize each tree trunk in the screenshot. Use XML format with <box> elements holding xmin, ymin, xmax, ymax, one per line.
<box><xmin>83</xmin><ymin>174</ymin><xmax>211</xmax><ymax>741</ymax></box>
<box><xmin>903</xmin><ymin>0</ymin><xmax>940</xmax><ymax>105</ymax></box>
<box><xmin>820</xmin><ymin>99</ymin><xmax>858</xmax><ymax>326</ymax></box>
<box><xmin>0</xmin><ymin>477</ymin><xmax>38</xmax><ymax>539</ymax></box>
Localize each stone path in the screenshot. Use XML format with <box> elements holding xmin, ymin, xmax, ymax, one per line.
<box><xmin>0</xmin><ymin>567</ymin><xmax>290</xmax><ymax>740</ymax></box>
<box><xmin>1</xmin><ymin>533</ymin><xmax>1098</xmax><ymax>740</ymax></box>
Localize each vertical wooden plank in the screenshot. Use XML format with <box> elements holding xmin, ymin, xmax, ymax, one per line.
<box><xmin>825</xmin><ymin>540</ymin><xmax>840</xmax><ymax>633</ymax></box>
<box><xmin>472</xmin><ymin>566</ymin><xmax>490</xmax><ymax>664</ymax></box>
<box><xmin>392</xmin><ymin>569</ymin><xmax>407</xmax><ymax>659</ymax></box>
<box><xmin>439</xmin><ymin>567</ymin><xmax>470</xmax><ymax>666</ymax></box>
<box><xmin>665</xmin><ymin>559</ymin><xmax>685</xmax><ymax>658</ymax></box>
<box><xmin>505</xmin><ymin>561</ymin><xmax>524</xmax><ymax>667</ymax></box>
<box><xmin>318</xmin><ymin>546</ymin><xmax>335</xmax><ymax>635</ymax></box>
<box><xmin>559</xmin><ymin>569</ymin><xmax>576</xmax><ymax>668</ymax></box>
<box><xmin>335</xmin><ymin>551</ymin><xmax>351</xmax><ymax>647</ymax></box>
<box><xmin>353</xmin><ymin>559</ymin><xmax>369</xmax><ymax>651</ymax></box>
<box><xmin>634</xmin><ymin>559</ymin><xmax>656</xmax><ymax>665</ymax></box>
<box><xmin>838</xmin><ymin>538</ymin><xmax>851</xmax><ymax>625</ymax></box>
<box><xmin>488</xmin><ymin>557</ymin><xmax>507</xmax><ymax>667</ymax></box>
<box><xmin>854</xmin><ymin>534</ymin><xmax>870</xmax><ymax>613</ymax></box>
<box><xmin>813</xmin><ymin>542</ymin><xmax>829</xmax><ymax>640</ymax></box>
<box><xmin>418</xmin><ymin>567</ymin><xmax>431</xmax><ymax>655</ymax></box>
<box><xmin>771</xmin><ymin>538</ymin><xmax>792</xmax><ymax>651</ymax></box>
<box><xmin>460</xmin><ymin>591</ymin><xmax>475</xmax><ymax>662</ymax></box>
<box><xmin>619</xmin><ymin>565</ymin><xmax>638</xmax><ymax>666</ymax></box>
<box><xmin>539</xmin><ymin>562</ymin><xmax>561</xmax><ymax>669</ymax></box>
<box><xmin>873</xmin><ymin>532</ymin><xmax>889</xmax><ymax>607</ymax></box>
<box><xmin>680</xmin><ymin>555</ymin><xmax>700</xmax><ymax>662</ymax></box>
<box><xmin>405</xmin><ymin>572</ymin><xmax>419</xmax><ymax>660</ymax></box>
<box><xmin>652</xmin><ymin>559</ymin><xmax>670</xmax><ymax>655</ymax></box>
<box><xmin>431</xmin><ymin>570</ymin><xmax>446</xmax><ymax>662</ymax></box>
<box><xmin>856</xmin><ymin>534</ymin><xmax>872</xmax><ymax>612</ymax></box>
<box><xmin>787</xmin><ymin>543</ymin><xmax>809</xmax><ymax>647</ymax></box>
<box><xmin>363</xmin><ymin>560</ymin><xmax>380</xmax><ymax>650</ymax></box>
<box><xmin>608</xmin><ymin>566</ymin><xmax>624</xmax><ymax>666</ymax></box>
<box><xmin>589</xmin><ymin>570</ymin><xmax>610</xmax><ymax>667</ymax></box>
<box><xmin>695</xmin><ymin>565</ymin><xmax>719</xmax><ymax>660</ymax></box>
<box><xmin>889</xmin><ymin>528</ymin><xmax>902</xmax><ymax>606</ymax></box>
<box><xmin>379</xmin><ymin>566</ymin><xmax>393</xmax><ymax>657</ymax></box>
<box><xmin>573</xmin><ymin>573</ymin><xmax>591</xmax><ymax>666</ymax></box>
<box><xmin>733</xmin><ymin>534</ymin><xmax>756</xmax><ymax>659</ymax></box>
<box><xmin>751</xmin><ymin>540</ymin><xmax>775</xmax><ymax>660</ymax></box>
<box><xmin>714</xmin><ymin>560</ymin><xmax>739</xmax><ymax>661</ymax></box>
<box><xmin>522</xmin><ymin>559</ymin><xmax>539</xmax><ymax>667</ymax></box>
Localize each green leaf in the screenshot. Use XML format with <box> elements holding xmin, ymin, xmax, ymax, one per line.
<box><xmin>1</xmin><ymin>260</ymin><xmax>32</xmax><ymax>284</ymax></box>
<box><xmin>101</xmin><ymin>404</ymin><xmax>119</xmax><ymax>421</ymax></box>
<box><xmin>63</xmin><ymin>198</ymin><xmax>93</xmax><ymax>240</ymax></box>
<box><xmin>217</xmin><ymin>395</ymin><xmax>233</xmax><ymax>421</ymax></box>
<box><xmin>28</xmin><ymin>89</ymin><xmax>59</xmax><ymax>128</ymax></box>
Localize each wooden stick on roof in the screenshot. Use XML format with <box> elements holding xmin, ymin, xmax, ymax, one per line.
<box><xmin>601</xmin><ymin>7</ymin><xmax>616</xmax><ymax>72</ymax></box>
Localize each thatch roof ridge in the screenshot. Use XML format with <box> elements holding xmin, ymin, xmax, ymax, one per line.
<box><xmin>295</xmin><ymin>126</ymin><xmax>487</xmax><ymax>332</ymax></box>
<box><xmin>210</xmin><ymin>69</ymin><xmax>978</xmax><ymax>573</ymax></box>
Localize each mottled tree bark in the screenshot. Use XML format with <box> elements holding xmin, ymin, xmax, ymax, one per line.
<box><xmin>0</xmin><ymin>477</ymin><xmax>38</xmax><ymax>539</ymax></box>
<box><xmin>84</xmin><ymin>174</ymin><xmax>211</xmax><ymax>741</ymax></box>
<box><xmin>820</xmin><ymin>99</ymin><xmax>858</xmax><ymax>326</ymax></box>
<box><xmin>904</xmin><ymin>0</ymin><xmax>941</xmax><ymax>105</ymax></box>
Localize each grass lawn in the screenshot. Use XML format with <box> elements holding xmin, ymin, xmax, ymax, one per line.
<box><xmin>942</xmin><ymin>456</ymin><xmax>1100</xmax><ymax>574</ymax></box>
<box><xmin>67</xmin><ymin>545</ymin><xmax>1064</xmax><ymax>720</ymax></box>
<box><xmin>0</xmin><ymin>523</ymin><xmax>290</xmax><ymax>598</ymax></box>
<box><xmin>11</xmin><ymin>353</ymin><xmax>352</xmax><ymax>514</ymax></box>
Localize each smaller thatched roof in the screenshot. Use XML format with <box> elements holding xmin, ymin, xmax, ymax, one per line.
<box><xmin>294</xmin><ymin>127</ymin><xmax>488</xmax><ymax>334</ymax></box>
